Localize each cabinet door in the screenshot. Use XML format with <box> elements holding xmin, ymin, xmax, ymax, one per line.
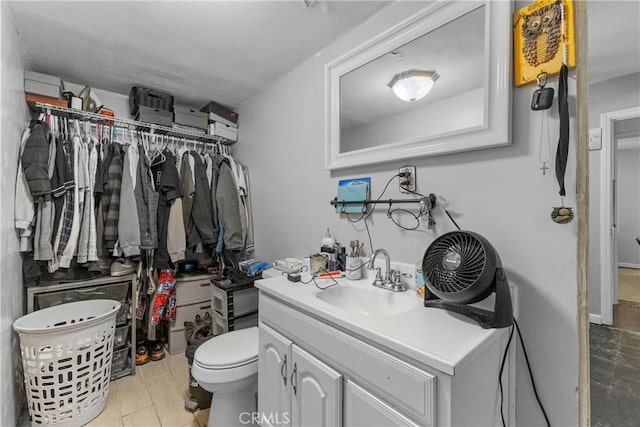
<box><xmin>344</xmin><ymin>380</ymin><xmax>420</xmax><ymax>427</ymax></box>
<box><xmin>291</xmin><ymin>345</ymin><xmax>342</xmax><ymax>427</ymax></box>
<box><xmin>258</xmin><ymin>324</ymin><xmax>292</xmax><ymax>427</ymax></box>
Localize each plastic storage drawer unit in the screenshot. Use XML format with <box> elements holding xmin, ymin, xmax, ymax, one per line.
<box><xmin>34</xmin><ymin>282</ymin><xmax>129</xmax><ymax>311</ymax></box>
<box><xmin>114</xmin><ymin>324</ymin><xmax>129</xmax><ymax>348</ymax></box>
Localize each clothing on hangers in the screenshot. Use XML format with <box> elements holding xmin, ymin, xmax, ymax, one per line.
<box><xmin>103</xmin><ymin>143</ymin><xmax>124</xmax><ymax>250</ymax></box>
<box><xmin>15</xmin><ymin>127</ymin><xmax>35</xmax><ymax>253</ymax></box>
<box><xmin>135</xmin><ymin>142</ymin><xmax>159</xmax><ymax>250</ymax></box>
<box><xmin>153</xmin><ymin>149</ymin><xmax>182</xmax><ymax>269</ymax></box>
<box><xmin>187</xmin><ymin>151</ymin><xmax>216</xmax><ymax>248</ymax></box>
<box><xmin>118</xmin><ymin>143</ymin><xmax>141</xmax><ymax>257</ymax></box>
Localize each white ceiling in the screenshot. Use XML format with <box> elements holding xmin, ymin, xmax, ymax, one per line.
<box><xmin>7</xmin><ymin>0</ymin><xmax>388</xmax><ymax>111</ymax></box>
<box><xmin>5</xmin><ymin>0</ymin><xmax>638</xmax><ymax>114</ymax></box>
<box><xmin>588</xmin><ymin>0</ymin><xmax>640</xmax><ymax>84</ymax></box>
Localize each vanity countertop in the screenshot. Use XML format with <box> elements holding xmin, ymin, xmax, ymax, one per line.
<box><xmin>255</xmin><ymin>274</ymin><xmax>510</xmax><ymax>376</ymax></box>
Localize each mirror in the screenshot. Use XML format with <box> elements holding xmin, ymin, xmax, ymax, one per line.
<box><xmin>325</xmin><ymin>1</ymin><xmax>512</xmax><ymax>170</ymax></box>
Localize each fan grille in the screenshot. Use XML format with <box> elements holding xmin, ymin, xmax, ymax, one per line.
<box><xmin>425</xmin><ymin>232</ymin><xmax>486</xmax><ymax>293</ymax></box>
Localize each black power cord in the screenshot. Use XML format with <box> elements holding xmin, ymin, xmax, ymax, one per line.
<box><xmin>498</xmin><ymin>324</ymin><xmax>515</xmax><ymax>427</ymax></box>
<box><xmin>345</xmin><ymin>174</ymin><xmax>399</xmax><ymax>251</ymax></box>
<box><xmin>498</xmin><ymin>318</ymin><xmax>551</xmax><ymax>427</ymax></box>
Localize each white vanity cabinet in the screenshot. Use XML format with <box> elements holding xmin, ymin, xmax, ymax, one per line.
<box><xmin>256</xmin><ymin>282</ymin><xmax>514</xmax><ymax>427</ymax></box>
<box><xmin>259</xmin><ymin>324</ymin><xmax>342</xmax><ymax>427</ymax></box>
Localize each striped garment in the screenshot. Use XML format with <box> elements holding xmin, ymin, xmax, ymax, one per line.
<box><xmin>103</xmin><ymin>144</ymin><xmax>123</xmax><ymax>250</ymax></box>
<box><xmin>56</xmin><ymin>138</ymin><xmax>75</xmax><ymax>256</ymax></box>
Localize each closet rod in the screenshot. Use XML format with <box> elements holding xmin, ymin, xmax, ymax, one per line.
<box><xmin>31</xmin><ymin>102</ymin><xmax>233</xmax><ymax>145</ymax></box>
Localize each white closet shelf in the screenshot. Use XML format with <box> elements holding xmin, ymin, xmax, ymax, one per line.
<box><xmin>30</xmin><ymin>102</ymin><xmax>235</xmax><ymax>145</ymax></box>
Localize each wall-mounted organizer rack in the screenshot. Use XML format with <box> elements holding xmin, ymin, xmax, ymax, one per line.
<box><xmin>330</xmin><ymin>194</ymin><xmax>437</xmax><ymax>210</ymax></box>
<box><xmin>28</xmin><ymin>102</ymin><xmax>235</xmax><ymax>145</ymax></box>
<box><xmin>26</xmin><ymin>274</ymin><xmax>138</xmax><ymax>380</ymax></box>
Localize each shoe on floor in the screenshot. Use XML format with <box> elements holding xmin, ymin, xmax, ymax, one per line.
<box><xmin>111</xmin><ymin>259</ymin><xmax>137</xmax><ymax>277</ymax></box>
<box><xmin>136</xmin><ymin>342</ymin><xmax>150</xmax><ymax>365</ymax></box>
<box><xmin>150</xmin><ymin>341</ymin><xmax>165</xmax><ymax>361</ymax></box>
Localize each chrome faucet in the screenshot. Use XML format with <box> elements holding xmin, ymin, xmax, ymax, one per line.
<box><xmin>367</xmin><ymin>249</ymin><xmax>407</xmax><ymax>292</ymax></box>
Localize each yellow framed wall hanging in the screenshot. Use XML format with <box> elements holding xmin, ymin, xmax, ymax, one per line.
<box><xmin>513</xmin><ymin>0</ymin><xmax>575</xmax><ymax>86</ymax></box>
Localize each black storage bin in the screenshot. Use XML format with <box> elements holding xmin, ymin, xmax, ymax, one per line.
<box><xmin>201</xmin><ymin>100</ymin><xmax>238</xmax><ymax>125</ymax></box>
<box><xmin>136</xmin><ymin>105</ymin><xmax>173</xmax><ymax>127</ymax></box>
<box><xmin>129</xmin><ymin>87</ymin><xmax>174</xmax><ymax>116</ymax></box>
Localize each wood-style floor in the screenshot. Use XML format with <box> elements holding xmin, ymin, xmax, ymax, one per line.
<box><xmin>591</xmin><ymin>267</ymin><xmax>640</xmax><ymax>426</ymax></box>
<box><xmin>618</xmin><ymin>267</ymin><xmax>640</xmax><ymax>304</ymax></box>
<box><xmin>614</xmin><ymin>268</ymin><xmax>640</xmax><ymax>333</ymax></box>
<box><xmin>87</xmin><ymin>353</ymin><xmax>209</xmax><ymax>427</ymax></box>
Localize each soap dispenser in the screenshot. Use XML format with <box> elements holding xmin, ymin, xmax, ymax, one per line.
<box><xmin>321</xmin><ymin>228</ymin><xmax>336</xmax><ymax>249</ymax></box>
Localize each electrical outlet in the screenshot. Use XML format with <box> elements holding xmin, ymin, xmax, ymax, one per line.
<box><xmin>399</xmin><ymin>166</ymin><xmax>416</xmax><ymax>193</ymax></box>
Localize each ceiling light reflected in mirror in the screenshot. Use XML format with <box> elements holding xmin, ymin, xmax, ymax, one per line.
<box><xmin>388</xmin><ymin>70</ymin><xmax>439</xmax><ymax>102</ymax></box>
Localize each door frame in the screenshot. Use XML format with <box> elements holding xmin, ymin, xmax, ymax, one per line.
<box><xmin>599</xmin><ymin>106</ymin><xmax>640</xmax><ymax>325</ymax></box>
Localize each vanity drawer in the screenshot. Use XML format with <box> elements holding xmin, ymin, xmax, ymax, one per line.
<box><xmin>260</xmin><ymin>295</ymin><xmax>435</xmax><ymax>424</ymax></box>
<box><xmin>175</xmin><ymin>277</ymin><xmax>212</xmax><ymax>306</ymax></box>
<box><xmin>345</xmin><ymin>380</ymin><xmax>420</xmax><ymax>427</ymax></box>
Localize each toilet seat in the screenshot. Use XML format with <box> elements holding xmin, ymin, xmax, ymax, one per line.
<box><xmin>193</xmin><ymin>326</ymin><xmax>258</xmax><ymax>369</ymax></box>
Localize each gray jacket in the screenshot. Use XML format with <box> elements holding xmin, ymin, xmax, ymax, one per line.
<box><xmin>118</xmin><ymin>144</ymin><xmax>141</xmax><ymax>257</ymax></box>
<box><xmin>135</xmin><ymin>144</ymin><xmax>158</xmax><ymax>249</ymax></box>
<box><xmin>216</xmin><ymin>161</ymin><xmax>244</xmax><ymax>250</ymax></box>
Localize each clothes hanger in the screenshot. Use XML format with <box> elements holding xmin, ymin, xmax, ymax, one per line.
<box><xmin>150</xmin><ymin>134</ymin><xmax>166</xmax><ymax>166</ymax></box>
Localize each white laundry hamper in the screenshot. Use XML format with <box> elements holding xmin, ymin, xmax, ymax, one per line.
<box><xmin>13</xmin><ymin>299</ymin><xmax>121</xmax><ymax>426</ymax></box>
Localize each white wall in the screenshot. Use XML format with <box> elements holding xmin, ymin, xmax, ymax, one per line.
<box><xmin>616</xmin><ymin>138</ymin><xmax>640</xmax><ymax>267</ymax></box>
<box><xmin>0</xmin><ymin>4</ymin><xmax>31</xmax><ymax>425</ymax></box>
<box><xmin>588</xmin><ymin>72</ymin><xmax>640</xmax><ymax>316</ymax></box>
<box><xmin>236</xmin><ymin>2</ymin><xmax>578</xmax><ymax>425</ymax></box>
<box><xmin>342</xmin><ymin>88</ymin><xmax>483</xmax><ymax>152</ymax></box>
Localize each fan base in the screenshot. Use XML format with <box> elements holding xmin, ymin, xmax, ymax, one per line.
<box><xmin>423</xmin><ymin>268</ymin><xmax>513</xmax><ymax>329</ymax></box>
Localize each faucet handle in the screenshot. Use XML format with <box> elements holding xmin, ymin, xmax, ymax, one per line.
<box><xmin>390</xmin><ymin>269</ymin><xmax>408</xmax><ymax>292</ymax></box>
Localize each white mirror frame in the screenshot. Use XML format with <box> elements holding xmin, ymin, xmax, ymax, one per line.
<box><xmin>325</xmin><ymin>1</ymin><xmax>512</xmax><ymax>170</ymax></box>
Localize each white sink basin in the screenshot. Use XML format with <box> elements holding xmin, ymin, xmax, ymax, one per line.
<box><xmin>316</xmin><ymin>285</ymin><xmax>421</xmax><ymax>316</ymax></box>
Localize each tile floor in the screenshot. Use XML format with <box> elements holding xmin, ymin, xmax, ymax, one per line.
<box><xmin>614</xmin><ymin>268</ymin><xmax>640</xmax><ymax>333</ymax></box>
<box><xmin>590</xmin><ymin>324</ymin><xmax>640</xmax><ymax>427</ymax></box>
<box><xmin>87</xmin><ymin>353</ymin><xmax>210</xmax><ymax>427</ymax></box>
<box><xmin>618</xmin><ymin>267</ymin><xmax>640</xmax><ymax>304</ymax></box>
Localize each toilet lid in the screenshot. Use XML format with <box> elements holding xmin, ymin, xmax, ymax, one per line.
<box><xmin>195</xmin><ymin>327</ymin><xmax>258</xmax><ymax>369</ymax></box>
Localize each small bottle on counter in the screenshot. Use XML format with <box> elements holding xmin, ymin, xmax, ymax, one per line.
<box><xmin>416</xmin><ymin>259</ymin><xmax>425</xmax><ymax>296</ymax></box>
<box><xmin>321</xmin><ymin>228</ymin><xmax>335</xmax><ymax>250</ymax></box>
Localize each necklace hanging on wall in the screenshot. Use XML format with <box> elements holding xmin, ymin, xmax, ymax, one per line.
<box><xmin>532</xmin><ymin>72</ymin><xmax>554</xmax><ymax>175</ymax></box>
<box><xmin>551</xmin><ymin>0</ymin><xmax>573</xmax><ymax>224</ymax></box>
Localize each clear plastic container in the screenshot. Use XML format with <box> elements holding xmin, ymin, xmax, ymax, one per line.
<box><xmin>416</xmin><ymin>260</ymin><xmax>425</xmax><ymax>287</ymax></box>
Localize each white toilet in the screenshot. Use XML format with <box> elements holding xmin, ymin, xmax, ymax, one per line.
<box><xmin>191</xmin><ymin>327</ymin><xmax>259</xmax><ymax>427</ymax></box>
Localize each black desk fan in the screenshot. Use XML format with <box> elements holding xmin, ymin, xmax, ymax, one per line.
<box><xmin>422</xmin><ymin>231</ymin><xmax>513</xmax><ymax>329</ymax></box>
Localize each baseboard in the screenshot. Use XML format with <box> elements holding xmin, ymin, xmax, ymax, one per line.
<box><xmin>589</xmin><ymin>313</ymin><xmax>602</xmax><ymax>324</ymax></box>
<box><xmin>618</xmin><ymin>263</ymin><xmax>640</xmax><ymax>269</ymax></box>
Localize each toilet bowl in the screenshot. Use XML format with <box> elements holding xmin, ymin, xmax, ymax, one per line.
<box><xmin>191</xmin><ymin>327</ymin><xmax>259</xmax><ymax>427</ymax></box>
